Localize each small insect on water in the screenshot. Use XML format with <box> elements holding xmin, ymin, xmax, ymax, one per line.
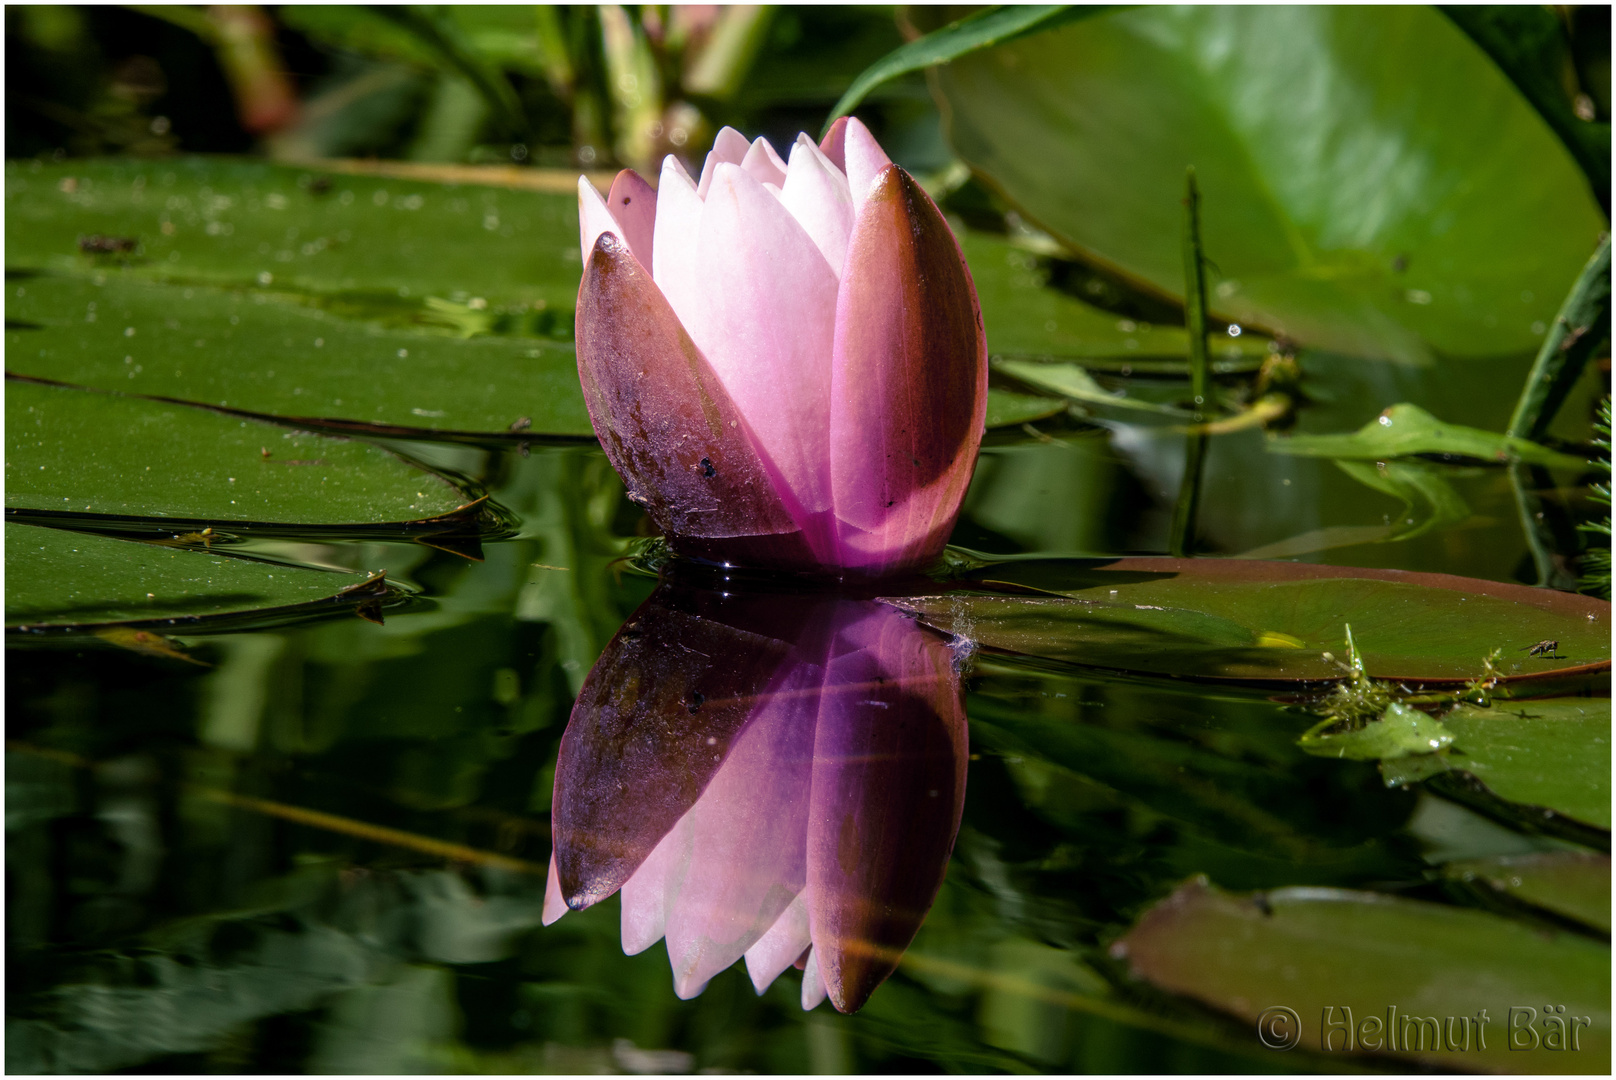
<box><xmin>1520</xmin><ymin>639</ymin><xmax>1563</xmax><ymax>658</ymax></box>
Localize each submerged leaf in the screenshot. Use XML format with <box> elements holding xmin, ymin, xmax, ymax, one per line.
<box><xmin>1331</xmin><ymin>459</ymin><xmax>1470</xmax><ymax>541</ymax></box>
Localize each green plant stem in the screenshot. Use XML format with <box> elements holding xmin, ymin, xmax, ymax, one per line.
<box><xmin>1511</xmin><ymin>462</ymin><xmax>1579</xmax><ymax>590</ymax></box>
<box><xmin>1506</xmin><ymin>234</ymin><xmax>1612</xmax><ymax>442</ymax></box>
<box><xmin>1170</xmin><ymin>169</ymin><xmax>1211</xmax><ymax>558</ymax></box>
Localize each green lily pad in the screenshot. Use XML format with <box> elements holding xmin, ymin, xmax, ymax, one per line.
<box><xmin>1299</xmin><ymin>703</ymin><xmax>1455</xmax><ymax>761</ymax></box>
<box><xmin>926</xmin><ymin>6</ymin><xmax>1606</xmax><ymax>363</ymax></box>
<box><xmin>888</xmin><ymin>558</ymin><xmax>1611</xmax><ymax>683</ymax></box>
<box><xmin>1443</xmin><ymin>853</ymin><xmax>1611</xmax><ymax>933</ymax></box>
<box><xmin>1440</xmin><ymin>699</ymin><xmax>1612</xmax><ymax>831</ymax></box>
<box><xmin>5</xmin><ymin>523</ymin><xmax>400</xmax><ymax>631</ymax></box>
<box><xmin>1113</xmin><ymin>878</ymin><xmax>1610</xmax><ymax>1071</ymax></box>
<box><xmin>5</xmin><ymin>273</ymin><xmax>591</xmax><ymax>439</ymax></box>
<box><xmin>1270</xmin><ymin>403</ymin><xmax>1586</xmax><ymax>468</ymax></box>
<box><xmin>5</xmin><ymin>157</ymin><xmax>583</xmax><ymax>313</ymax></box>
<box><xmin>6</xmin><ymin>379</ymin><xmax>468</xmax><ymax>527</ymax></box>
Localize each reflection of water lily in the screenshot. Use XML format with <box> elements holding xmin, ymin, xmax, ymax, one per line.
<box><xmin>575</xmin><ymin>119</ymin><xmax>988</xmax><ymax>578</ymax></box>
<box><xmin>543</xmin><ymin>582</ymin><xmax>968</xmax><ymax>1012</ymax></box>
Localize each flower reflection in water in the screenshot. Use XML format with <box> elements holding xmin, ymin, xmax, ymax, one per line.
<box><xmin>543</xmin><ymin>577</ymin><xmax>968</xmax><ymax>1013</ymax></box>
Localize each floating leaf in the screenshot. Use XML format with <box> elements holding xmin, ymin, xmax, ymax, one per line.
<box><xmin>924</xmin><ymin>6</ymin><xmax>1606</xmax><ymax>363</ymax></box>
<box><xmin>6</xmin><ymin>273</ymin><xmax>591</xmax><ymax>438</ymax></box>
<box><xmin>1270</xmin><ymin>403</ymin><xmax>1585</xmax><ymax>468</ymax></box>
<box><xmin>1299</xmin><ymin>702</ymin><xmax>1455</xmax><ymax>761</ymax></box>
<box><xmin>6</xmin><ymin>379</ymin><xmax>470</xmax><ymax>528</ymax></box>
<box><xmin>1114</xmin><ymin>878</ymin><xmax>1610</xmax><ymax>1071</ymax></box>
<box><xmin>1438</xmin><ymin>698</ymin><xmax>1611</xmax><ymax>831</ymax></box>
<box><xmin>888</xmin><ymin>558</ymin><xmax>1610</xmax><ymax>683</ymax></box>
<box><xmin>1443</xmin><ymin>852</ymin><xmax>1611</xmax><ymax>933</ymax></box>
<box><xmin>6</xmin><ymin>523</ymin><xmax>401</xmax><ymax>632</ymax></box>
<box><xmin>5</xmin><ymin>157</ymin><xmax>583</xmax><ymax>312</ymax></box>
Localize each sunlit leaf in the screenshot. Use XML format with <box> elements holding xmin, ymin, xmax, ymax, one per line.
<box><xmin>6</xmin><ymin>273</ymin><xmax>591</xmax><ymax>438</ymax></box>
<box><xmin>924</xmin><ymin>6</ymin><xmax>1606</xmax><ymax>362</ymax></box>
<box><xmin>888</xmin><ymin>558</ymin><xmax>1611</xmax><ymax>683</ymax></box>
<box><xmin>1114</xmin><ymin>878</ymin><xmax>1610</xmax><ymax>1071</ymax></box>
<box><xmin>5</xmin><ymin>157</ymin><xmax>584</xmax><ymax>314</ymax></box>
<box><xmin>1442</xmin><ymin>852</ymin><xmax>1611</xmax><ymax>933</ymax></box>
<box><xmin>6</xmin><ymin>378</ymin><xmax>468</xmax><ymax>525</ymax></box>
<box><xmin>5</xmin><ymin>523</ymin><xmax>399</xmax><ymax>631</ymax></box>
<box><xmin>1270</xmin><ymin>403</ymin><xmax>1586</xmax><ymax>468</ymax></box>
<box><xmin>1298</xmin><ymin>702</ymin><xmax>1455</xmax><ymax>761</ymax></box>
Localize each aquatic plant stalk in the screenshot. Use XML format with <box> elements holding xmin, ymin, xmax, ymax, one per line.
<box><xmin>1169</xmin><ymin>168</ymin><xmax>1211</xmax><ymax>558</ymax></box>
<box><xmin>1506</xmin><ymin>234</ymin><xmax>1611</xmax><ymax>442</ymax></box>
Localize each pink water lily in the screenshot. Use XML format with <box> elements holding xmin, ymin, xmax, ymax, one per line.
<box><xmin>575</xmin><ymin>118</ymin><xmax>988</xmax><ymax>579</ymax></box>
<box><xmin>543</xmin><ymin>583</ymin><xmax>968</xmax><ymax>1013</ymax></box>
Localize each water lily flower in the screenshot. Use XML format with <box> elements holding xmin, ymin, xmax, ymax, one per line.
<box><xmin>543</xmin><ymin>582</ymin><xmax>968</xmax><ymax>1013</ymax></box>
<box><xmin>575</xmin><ymin>119</ymin><xmax>988</xmax><ymax>579</ymax></box>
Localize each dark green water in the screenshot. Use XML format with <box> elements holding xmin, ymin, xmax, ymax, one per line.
<box><xmin>6</xmin><ymin>350</ymin><xmax>1607</xmax><ymax>1074</ymax></box>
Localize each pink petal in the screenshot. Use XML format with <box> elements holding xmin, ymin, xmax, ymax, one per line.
<box><xmin>744</xmin><ymin>894</ymin><xmax>812</xmax><ymax>994</ymax></box>
<box><xmin>741</xmin><ymin>136</ymin><xmax>789</xmax><ymax>187</ymax></box>
<box><xmin>605</xmin><ymin>168</ymin><xmax>657</xmax><ymax>269</ymax></box>
<box><xmin>697</xmin><ymin>125</ymin><xmax>751</xmax><ymax>198</ymax></box>
<box><xmin>575</xmin><ymin>230</ymin><xmax>816</xmax><ymax>568</ymax></box>
<box><xmin>801</xmin><ymin>948</ymin><xmax>828</xmax><ymax>1010</ymax></box>
<box><xmin>663</xmin><ymin>675</ymin><xmax>817</xmax><ymax>997</ymax></box>
<box><xmin>827</xmin><ymin>165</ymin><xmax>987</xmax><ymax>577</ymax></box>
<box><xmin>542</xmin><ymin>854</ymin><xmax>568</xmax><ymax>926</ymax></box>
<box><xmin>578</xmin><ymin>176</ymin><xmax>623</xmax><ymax>267</ymax></box>
<box><xmin>652</xmin><ymin>156</ymin><xmax>705</xmax><ymax>332</ymax></box>
<box><xmin>818</xmin><ymin>116</ymin><xmax>849</xmax><ymax>172</ymax></box>
<box><xmin>780</xmin><ymin>134</ymin><xmax>855</xmax><ymax>277</ymax></box>
<box><xmin>690</xmin><ymin>163</ymin><xmax>841</xmax><ymax>548</ymax></box>
<box><xmin>805</xmin><ymin>603</ymin><xmax>968</xmax><ymax>1014</ymax></box>
<box><xmin>621</xmin><ymin>814</ymin><xmax>691</xmax><ymax>955</ymax></box>
<box><xmin>842</xmin><ymin>117</ymin><xmax>892</xmax><ymax>217</ymax></box>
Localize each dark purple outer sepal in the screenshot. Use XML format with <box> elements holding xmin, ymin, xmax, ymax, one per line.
<box><xmin>575</xmin><ymin>231</ymin><xmax>815</xmax><ymax>570</ymax></box>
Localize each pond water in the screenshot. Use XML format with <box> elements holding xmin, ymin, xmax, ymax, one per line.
<box><xmin>8</xmin><ymin>341</ymin><xmax>1608</xmax><ymax>1073</ymax></box>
